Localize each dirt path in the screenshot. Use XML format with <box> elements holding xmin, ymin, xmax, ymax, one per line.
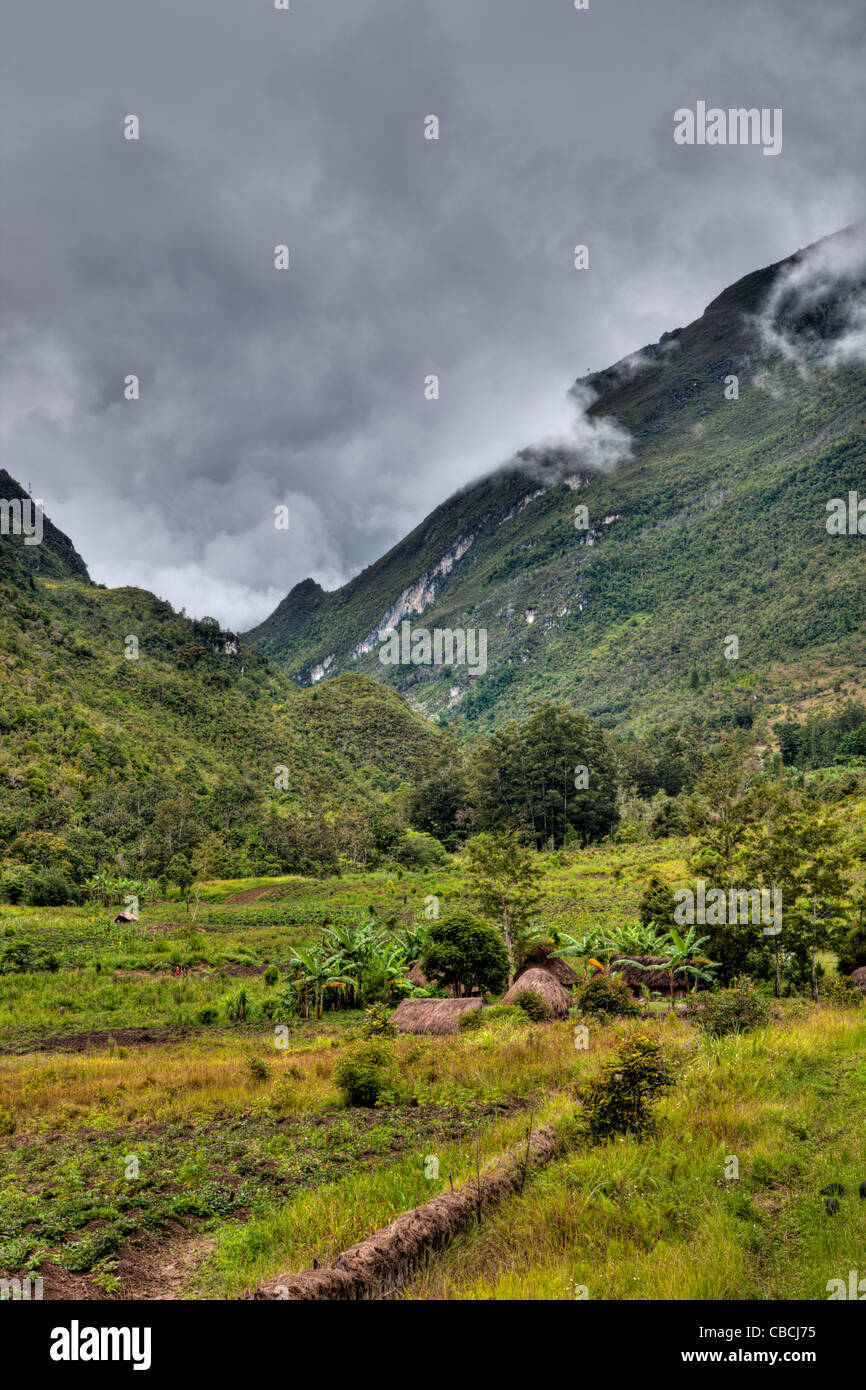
<box><xmin>222</xmin><ymin>885</ymin><xmax>283</xmax><ymax>905</ymax></box>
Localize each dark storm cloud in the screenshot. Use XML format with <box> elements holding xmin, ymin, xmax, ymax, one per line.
<box><xmin>1</xmin><ymin>0</ymin><xmax>864</xmax><ymax>627</ymax></box>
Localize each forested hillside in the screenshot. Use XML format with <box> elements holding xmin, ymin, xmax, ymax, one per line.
<box><xmin>247</xmin><ymin>228</ymin><xmax>866</xmax><ymax>740</ymax></box>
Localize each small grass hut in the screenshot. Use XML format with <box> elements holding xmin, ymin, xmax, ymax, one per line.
<box><xmin>502</xmin><ymin>968</ymin><xmax>572</xmax><ymax>1020</ymax></box>
<box><xmin>609</xmin><ymin>955</ymin><xmax>691</xmax><ymax>999</ymax></box>
<box><xmin>518</xmin><ymin>942</ymin><xmax>580</xmax><ymax>988</ymax></box>
<box><xmin>391</xmin><ymin>997</ymin><xmax>482</xmax><ymax>1035</ymax></box>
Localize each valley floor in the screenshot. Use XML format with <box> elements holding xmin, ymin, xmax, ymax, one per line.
<box><xmin>1</xmin><ymin>843</ymin><xmax>864</xmax><ymax>1302</ymax></box>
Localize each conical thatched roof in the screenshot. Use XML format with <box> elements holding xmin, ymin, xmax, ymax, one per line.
<box><xmin>850</xmin><ymin>966</ymin><xmax>866</xmax><ymax>995</ymax></box>
<box><xmin>502</xmin><ymin>968</ymin><xmax>572</xmax><ymax>1019</ymax></box>
<box><xmin>518</xmin><ymin>942</ymin><xmax>580</xmax><ymax>988</ymax></box>
<box><xmin>391</xmin><ymin>997</ymin><xmax>482</xmax><ymax>1035</ymax></box>
<box><xmin>609</xmin><ymin>955</ymin><xmax>690</xmax><ymax>995</ymax></box>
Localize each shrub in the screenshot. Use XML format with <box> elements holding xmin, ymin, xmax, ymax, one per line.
<box><xmin>639</xmin><ymin>874</ymin><xmax>676</xmax><ymax>931</ymax></box>
<box><xmin>579</xmin><ymin>1034</ymin><xmax>674</xmax><ymax>1141</ymax></box>
<box><xmin>821</xmin><ymin>974</ymin><xmax>863</xmax><ymax>1008</ymax></box>
<box><xmin>691</xmin><ymin>983</ymin><xmax>771</xmax><ymax>1037</ymax></box>
<box><xmin>225</xmin><ymin>986</ymin><xmax>253</xmax><ymax>1023</ymax></box>
<box><xmin>420</xmin><ymin>909</ymin><xmax>508</xmax><ymax>998</ymax></box>
<box><xmin>511</xmin><ymin>989</ymin><xmax>551</xmax><ymax>1022</ymax></box>
<box><xmin>574</xmin><ymin>974</ymin><xmax>638</xmax><ymax>1019</ymax></box>
<box><xmin>26</xmin><ymin>869</ymin><xmax>80</xmax><ymax>907</ymax></box>
<box><xmin>195</xmin><ymin>1006</ymin><xmax>219</xmax><ymax>1025</ymax></box>
<box><xmin>395</xmin><ymin>830</ymin><xmax>449</xmax><ymax>869</ymax></box>
<box><xmin>0</xmin><ymin>869</ymin><xmax>33</xmax><ymax>904</ymax></box>
<box><xmin>246</xmin><ymin>1056</ymin><xmax>271</xmax><ymax>1082</ymax></box>
<box><xmin>458</xmin><ymin>1004</ymin><xmax>524</xmax><ymax>1031</ymax></box>
<box><xmin>837</xmin><ymin>920</ymin><xmax>866</xmax><ymax>976</ymax></box>
<box><xmin>334</xmin><ymin>1040</ymin><xmax>395</xmax><ymax>1107</ymax></box>
<box><xmin>359</xmin><ymin>1002</ymin><xmax>396</xmax><ymax>1038</ymax></box>
<box><xmin>0</xmin><ymin>939</ymin><xmax>59</xmax><ymax>975</ymax></box>
<box><xmin>263</xmin><ymin>965</ymin><xmax>280</xmax><ymax>988</ymax></box>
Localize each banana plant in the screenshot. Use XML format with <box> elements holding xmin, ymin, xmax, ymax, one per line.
<box><xmin>551</xmin><ymin>929</ymin><xmax>610</xmax><ymax>981</ymax></box>
<box><xmin>614</xmin><ymin>924</ymin><xmax>719</xmax><ymax>1005</ymax></box>
<box><xmin>289</xmin><ymin>946</ymin><xmax>349</xmax><ymax>1020</ymax></box>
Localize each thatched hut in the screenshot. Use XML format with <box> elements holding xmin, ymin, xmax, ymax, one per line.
<box><xmin>391</xmin><ymin>997</ymin><xmax>482</xmax><ymax>1035</ymax></box>
<box><xmin>502</xmin><ymin>968</ymin><xmax>572</xmax><ymax>1020</ymax></box>
<box><xmin>609</xmin><ymin>955</ymin><xmax>690</xmax><ymax>999</ymax></box>
<box><xmin>850</xmin><ymin>966</ymin><xmax>866</xmax><ymax>996</ymax></box>
<box><xmin>518</xmin><ymin>942</ymin><xmax>580</xmax><ymax>989</ymax></box>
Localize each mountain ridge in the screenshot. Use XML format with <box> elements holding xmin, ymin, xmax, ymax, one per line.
<box><xmin>244</xmin><ymin>225</ymin><xmax>866</xmax><ymax>735</ymax></box>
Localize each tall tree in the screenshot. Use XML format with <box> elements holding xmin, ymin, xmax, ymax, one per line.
<box><xmin>463</xmin><ymin>829</ymin><xmax>542</xmax><ymax>984</ymax></box>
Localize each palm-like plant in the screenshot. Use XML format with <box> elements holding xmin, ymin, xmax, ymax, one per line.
<box><xmin>614</xmin><ymin>925</ymin><xmax>719</xmax><ymax>1006</ymax></box>
<box><xmin>373</xmin><ymin>941</ymin><xmax>412</xmax><ymax>1002</ymax></box>
<box><xmin>399</xmin><ymin>922</ymin><xmax>428</xmax><ymax>967</ymax></box>
<box><xmin>551</xmin><ymin>929</ymin><xmax>610</xmax><ymax>981</ymax></box>
<box><xmin>289</xmin><ymin>945</ymin><xmax>349</xmax><ymax>1020</ymax></box>
<box><xmin>321</xmin><ymin>919</ymin><xmax>380</xmax><ymax>1006</ymax></box>
<box><xmin>605</xmin><ymin>920</ymin><xmax>671</xmax><ymax>957</ymax></box>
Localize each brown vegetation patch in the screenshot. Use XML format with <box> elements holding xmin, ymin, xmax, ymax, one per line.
<box><xmin>0</xmin><ymin>1025</ymin><xmax>205</xmax><ymax>1056</ymax></box>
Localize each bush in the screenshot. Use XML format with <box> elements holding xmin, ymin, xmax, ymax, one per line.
<box><xmin>420</xmin><ymin>909</ymin><xmax>508</xmax><ymax>998</ymax></box>
<box><xmin>458</xmin><ymin>1004</ymin><xmax>524</xmax><ymax>1031</ymax></box>
<box><xmin>359</xmin><ymin>1002</ymin><xmax>396</xmax><ymax>1038</ymax></box>
<box><xmin>0</xmin><ymin>869</ymin><xmax>33</xmax><ymax>904</ymax></box>
<box><xmin>246</xmin><ymin>1056</ymin><xmax>271</xmax><ymax>1082</ymax></box>
<box><xmin>691</xmin><ymin>983</ymin><xmax>771</xmax><ymax>1037</ymax></box>
<box><xmin>195</xmin><ymin>1006</ymin><xmax>219</xmax><ymax>1025</ymax></box>
<box><xmin>26</xmin><ymin>869</ymin><xmax>80</xmax><ymax>907</ymax></box>
<box><xmin>0</xmin><ymin>939</ymin><xmax>59</xmax><ymax>975</ymax></box>
<box><xmin>511</xmin><ymin>989</ymin><xmax>551</xmax><ymax>1022</ymax></box>
<box><xmin>836</xmin><ymin>919</ymin><xmax>866</xmax><ymax>976</ymax></box>
<box><xmin>334</xmin><ymin>1040</ymin><xmax>395</xmax><ymax>1107</ymax></box>
<box><xmin>225</xmin><ymin>986</ymin><xmax>253</xmax><ymax>1023</ymax></box>
<box><xmin>639</xmin><ymin>874</ymin><xmax>676</xmax><ymax>931</ymax></box>
<box><xmin>574</xmin><ymin>974</ymin><xmax>638</xmax><ymax>1019</ymax></box>
<box><xmin>821</xmin><ymin>975</ymin><xmax>863</xmax><ymax>1008</ymax></box>
<box><xmin>395</xmin><ymin>830</ymin><xmax>449</xmax><ymax>869</ymax></box>
<box><xmin>263</xmin><ymin>965</ymin><xmax>280</xmax><ymax>988</ymax></box>
<box><xmin>579</xmin><ymin>1034</ymin><xmax>674</xmax><ymax>1141</ymax></box>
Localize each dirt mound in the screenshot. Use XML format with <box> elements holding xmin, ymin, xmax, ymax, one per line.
<box><xmin>254</xmin><ymin>1122</ymin><xmax>562</xmax><ymax>1301</ymax></box>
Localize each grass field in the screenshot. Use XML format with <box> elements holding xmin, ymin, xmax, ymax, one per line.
<box><xmin>1</xmin><ymin>839</ymin><xmax>863</xmax><ymax>1302</ymax></box>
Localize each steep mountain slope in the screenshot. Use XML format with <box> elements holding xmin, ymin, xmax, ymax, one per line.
<box><xmin>246</xmin><ymin>227</ymin><xmax>866</xmax><ymax>736</ymax></box>
<box><xmin>0</xmin><ymin>489</ymin><xmax>437</xmax><ymax>879</ymax></box>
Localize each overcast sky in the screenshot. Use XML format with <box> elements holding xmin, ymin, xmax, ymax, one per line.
<box><xmin>1</xmin><ymin>0</ymin><xmax>863</xmax><ymax>629</ymax></box>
